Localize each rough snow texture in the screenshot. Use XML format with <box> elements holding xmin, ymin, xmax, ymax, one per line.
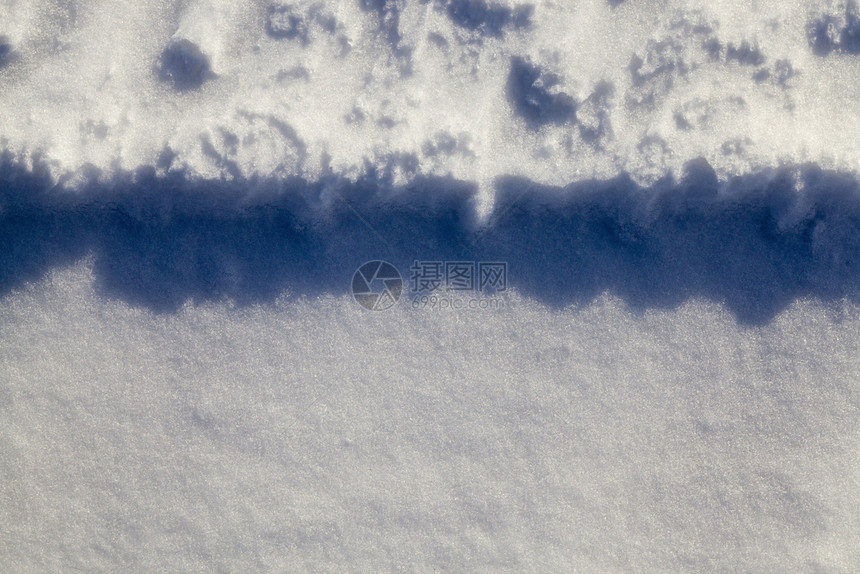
<box><xmin>1</xmin><ymin>0</ymin><xmax>860</xmax><ymax>209</ymax></box>
<box><xmin>2</xmin><ymin>0</ymin><xmax>860</xmax><ymax>571</ymax></box>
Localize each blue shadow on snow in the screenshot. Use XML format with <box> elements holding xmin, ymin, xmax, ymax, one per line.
<box><xmin>1</xmin><ymin>152</ymin><xmax>859</xmax><ymax>324</ymax></box>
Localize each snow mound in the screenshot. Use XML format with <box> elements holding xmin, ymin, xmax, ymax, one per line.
<box><xmin>0</xmin><ymin>0</ymin><xmax>859</xmax><ymax>199</ymax></box>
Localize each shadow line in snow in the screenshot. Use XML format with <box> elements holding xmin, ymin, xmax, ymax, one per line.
<box><xmin>2</xmin><ymin>153</ymin><xmax>859</xmax><ymax>324</ymax></box>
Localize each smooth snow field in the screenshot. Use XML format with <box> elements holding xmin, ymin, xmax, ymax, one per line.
<box><xmin>2</xmin><ymin>0</ymin><xmax>860</xmax><ymax>571</ymax></box>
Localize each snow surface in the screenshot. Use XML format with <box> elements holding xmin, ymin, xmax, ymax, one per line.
<box><xmin>2</xmin><ymin>0</ymin><xmax>860</xmax><ymax>571</ymax></box>
<box><xmin>2</xmin><ymin>263</ymin><xmax>859</xmax><ymax>572</ymax></box>
<box><xmin>1</xmin><ymin>0</ymin><xmax>860</xmax><ymax>209</ymax></box>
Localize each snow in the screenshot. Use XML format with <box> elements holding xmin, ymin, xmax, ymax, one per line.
<box><xmin>1</xmin><ymin>0</ymin><xmax>860</xmax><ymax>200</ymax></box>
<box><xmin>1</xmin><ymin>262</ymin><xmax>859</xmax><ymax>571</ymax></box>
<box><xmin>1</xmin><ymin>0</ymin><xmax>860</xmax><ymax>570</ymax></box>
